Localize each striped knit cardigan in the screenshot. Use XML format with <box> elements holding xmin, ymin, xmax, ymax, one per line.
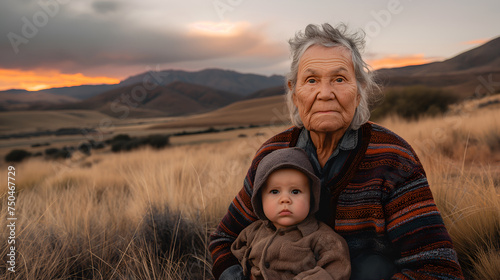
<box><xmin>209</xmin><ymin>122</ymin><xmax>464</xmax><ymax>279</ymax></box>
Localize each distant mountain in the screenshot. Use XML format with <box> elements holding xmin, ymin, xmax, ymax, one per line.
<box><xmin>245</xmin><ymin>85</ymin><xmax>286</xmax><ymax>100</ymax></box>
<box><xmin>0</xmin><ymin>69</ymin><xmax>284</xmax><ymax>111</ymax></box>
<box><xmin>0</xmin><ymin>90</ymin><xmax>79</xmax><ymax>111</ymax></box>
<box><xmin>377</xmin><ymin>37</ymin><xmax>500</xmax><ymax>76</ymax></box>
<box><xmin>1</xmin><ymin>84</ymin><xmax>119</xmax><ymax>100</ymax></box>
<box><xmin>120</xmin><ymin>68</ymin><xmax>285</xmax><ymax>96</ymax></box>
<box><xmin>2</xmin><ymin>37</ymin><xmax>499</xmax><ymax>116</ymax></box>
<box><xmin>376</xmin><ymin>36</ymin><xmax>500</xmax><ymax>98</ymax></box>
<box><xmin>48</xmin><ymin>81</ymin><xmax>242</xmax><ymax>118</ymax></box>
<box><xmin>39</xmin><ymin>84</ymin><xmax>120</xmax><ymax>100</ymax></box>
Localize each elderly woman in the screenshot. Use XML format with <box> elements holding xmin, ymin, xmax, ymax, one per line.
<box><xmin>209</xmin><ymin>23</ymin><xmax>464</xmax><ymax>280</ymax></box>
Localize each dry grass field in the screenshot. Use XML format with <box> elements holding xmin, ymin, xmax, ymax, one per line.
<box><xmin>0</xmin><ymin>95</ymin><xmax>289</xmax><ymax>159</ymax></box>
<box><xmin>148</xmin><ymin>95</ymin><xmax>289</xmax><ymax>129</ymax></box>
<box><xmin>0</xmin><ymin>106</ymin><xmax>499</xmax><ymax>279</ymax></box>
<box><xmin>0</xmin><ymin>110</ymin><xmax>118</xmax><ymax>134</ymax></box>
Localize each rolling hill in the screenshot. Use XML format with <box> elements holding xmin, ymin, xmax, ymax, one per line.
<box><xmin>0</xmin><ymin>90</ymin><xmax>79</xmax><ymax>111</ymax></box>
<box><xmin>49</xmin><ymin>81</ymin><xmax>242</xmax><ymax>119</ymax></box>
<box><xmin>244</xmin><ymin>85</ymin><xmax>286</xmax><ymax>99</ymax></box>
<box><xmin>148</xmin><ymin>95</ymin><xmax>289</xmax><ymax>129</ymax></box>
<box><xmin>0</xmin><ymin>69</ymin><xmax>285</xmax><ymax>111</ymax></box>
<box><xmin>0</xmin><ymin>110</ymin><xmax>118</xmax><ymax>134</ymax></box>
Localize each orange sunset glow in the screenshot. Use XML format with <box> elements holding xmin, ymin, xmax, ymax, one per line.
<box><xmin>462</xmin><ymin>39</ymin><xmax>489</xmax><ymax>45</ymax></box>
<box><xmin>367</xmin><ymin>54</ymin><xmax>437</xmax><ymax>70</ymax></box>
<box><xmin>188</xmin><ymin>21</ymin><xmax>246</xmax><ymax>37</ymax></box>
<box><xmin>0</xmin><ymin>69</ymin><xmax>120</xmax><ymax>91</ymax></box>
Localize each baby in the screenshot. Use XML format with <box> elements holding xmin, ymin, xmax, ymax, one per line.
<box><xmin>231</xmin><ymin>147</ymin><xmax>351</xmax><ymax>280</ymax></box>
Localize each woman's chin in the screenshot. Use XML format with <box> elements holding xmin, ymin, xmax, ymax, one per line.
<box><xmin>308</xmin><ymin>122</ymin><xmax>346</xmax><ymax>134</ymax></box>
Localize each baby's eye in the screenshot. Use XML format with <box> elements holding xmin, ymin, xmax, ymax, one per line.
<box><xmin>291</xmin><ymin>190</ymin><xmax>301</xmax><ymax>195</ymax></box>
<box><xmin>270</xmin><ymin>190</ymin><xmax>279</xmax><ymax>194</ymax></box>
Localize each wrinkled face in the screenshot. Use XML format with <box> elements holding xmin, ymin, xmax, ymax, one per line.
<box><xmin>261</xmin><ymin>168</ymin><xmax>310</xmax><ymax>229</ymax></box>
<box><xmin>292</xmin><ymin>45</ymin><xmax>360</xmax><ymax>134</ymax></box>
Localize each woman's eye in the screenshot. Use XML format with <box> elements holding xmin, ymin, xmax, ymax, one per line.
<box><xmin>335</xmin><ymin>77</ymin><xmax>344</xmax><ymax>83</ymax></box>
<box><xmin>307</xmin><ymin>78</ymin><xmax>316</xmax><ymax>84</ymax></box>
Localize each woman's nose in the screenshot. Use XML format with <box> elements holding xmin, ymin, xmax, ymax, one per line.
<box><xmin>317</xmin><ymin>82</ymin><xmax>335</xmax><ymax>100</ymax></box>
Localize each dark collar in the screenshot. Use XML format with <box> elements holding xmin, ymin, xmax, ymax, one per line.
<box><xmin>264</xmin><ymin>216</ymin><xmax>320</xmax><ymax>237</ymax></box>
<box><xmin>296</xmin><ymin>128</ymin><xmax>358</xmax><ymax>155</ymax></box>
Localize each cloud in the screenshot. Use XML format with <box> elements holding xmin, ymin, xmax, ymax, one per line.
<box><xmin>92</xmin><ymin>0</ymin><xmax>121</xmax><ymax>14</ymax></box>
<box><xmin>0</xmin><ymin>2</ymin><xmax>288</xmax><ymax>82</ymax></box>
<box><xmin>366</xmin><ymin>54</ymin><xmax>440</xmax><ymax>70</ymax></box>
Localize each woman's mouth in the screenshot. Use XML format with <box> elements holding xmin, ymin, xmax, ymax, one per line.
<box><xmin>314</xmin><ymin>110</ymin><xmax>336</xmax><ymax>115</ymax></box>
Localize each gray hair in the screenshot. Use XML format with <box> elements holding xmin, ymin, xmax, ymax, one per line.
<box><xmin>285</xmin><ymin>23</ymin><xmax>381</xmax><ymax>130</ymax></box>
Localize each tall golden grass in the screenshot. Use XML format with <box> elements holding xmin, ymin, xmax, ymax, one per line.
<box><xmin>0</xmin><ymin>109</ymin><xmax>499</xmax><ymax>279</ymax></box>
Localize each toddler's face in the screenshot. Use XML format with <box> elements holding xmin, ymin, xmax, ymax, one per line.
<box><xmin>261</xmin><ymin>168</ymin><xmax>310</xmax><ymax>229</ymax></box>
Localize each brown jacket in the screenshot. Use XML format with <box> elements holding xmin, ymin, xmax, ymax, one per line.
<box><xmin>231</xmin><ymin>216</ymin><xmax>350</xmax><ymax>280</ymax></box>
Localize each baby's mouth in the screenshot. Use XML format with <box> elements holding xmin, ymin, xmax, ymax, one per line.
<box><xmin>279</xmin><ymin>209</ymin><xmax>292</xmax><ymax>216</ymax></box>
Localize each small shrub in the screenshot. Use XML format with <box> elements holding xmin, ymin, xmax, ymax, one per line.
<box><xmin>123</xmin><ymin>139</ymin><xmax>141</xmax><ymax>151</ymax></box>
<box><xmin>33</xmin><ymin>152</ymin><xmax>43</xmax><ymax>157</ymax></box>
<box><xmin>110</xmin><ymin>134</ymin><xmax>170</xmax><ymax>152</ymax></box>
<box><xmin>143</xmin><ymin>134</ymin><xmax>170</xmax><ymax>149</ymax></box>
<box><xmin>205</xmin><ymin>127</ymin><xmax>218</xmax><ymax>133</ymax></box>
<box><xmin>93</xmin><ymin>142</ymin><xmax>105</xmax><ymax>149</ymax></box>
<box><xmin>78</xmin><ymin>143</ymin><xmax>92</xmax><ymax>155</ymax></box>
<box><xmin>5</xmin><ymin>149</ymin><xmax>32</xmax><ymax>162</ymax></box>
<box><xmin>45</xmin><ymin>148</ymin><xmax>72</xmax><ymax>159</ymax></box>
<box><xmin>111</xmin><ymin>141</ymin><xmax>127</xmax><ymax>152</ymax></box>
<box><xmin>484</xmin><ymin>129</ymin><xmax>500</xmax><ymax>152</ymax></box>
<box><xmin>45</xmin><ymin>148</ymin><xmax>59</xmax><ymax>156</ymax></box>
<box><xmin>372</xmin><ymin>86</ymin><xmax>459</xmax><ymax>120</ymax></box>
<box><xmin>89</xmin><ymin>140</ymin><xmax>105</xmax><ymax>149</ymax></box>
<box><xmin>137</xmin><ymin>206</ymin><xmax>209</xmax><ymax>278</ymax></box>
<box><xmin>112</xmin><ymin>134</ymin><xmax>131</xmax><ymax>142</ymax></box>
<box><xmin>31</xmin><ymin>142</ymin><xmax>50</xmax><ymax>147</ymax></box>
<box><xmin>54</xmin><ymin>149</ymin><xmax>72</xmax><ymax>159</ymax></box>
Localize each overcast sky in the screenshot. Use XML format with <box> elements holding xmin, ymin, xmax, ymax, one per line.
<box><xmin>1</xmin><ymin>0</ymin><xmax>499</xmax><ymax>91</ymax></box>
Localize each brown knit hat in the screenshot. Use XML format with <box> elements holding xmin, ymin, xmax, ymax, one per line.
<box><xmin>252</xmin><ymin>147</ymin><xmax>321</xmax><ymax>221</ymax></box>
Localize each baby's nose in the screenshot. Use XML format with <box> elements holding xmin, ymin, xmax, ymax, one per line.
<box><xmin>279</xmin><ymin>195</ymin><xmax>291</xmax><ymax>204</ymax></box>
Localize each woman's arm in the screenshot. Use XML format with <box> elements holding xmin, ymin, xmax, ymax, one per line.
<box><xmin>384</xmin><ymin>155</ymin><xmax>464</xmax><ymax>279</ymax></box>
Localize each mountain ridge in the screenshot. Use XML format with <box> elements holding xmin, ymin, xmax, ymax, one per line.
<box><xmin>42</xmin><ymin>81</ymin><xmax>243</xmax><ymax>119</ymax></box>
<box><xmin>1</xmin><ymin>36</ymin><xmax>499</xmax><ymax>116</ymax></box>
<box><xmin>376</xmin><ymin>36</ymin><xmax>500</xmax><ymax>76</ymax></box>
<box><xmin>374</xmin><ymin>36</ymin><xmax>500</xmax><ymax>98</ymax></box>
<box><xmin>119</xmin><ymin>68</ymin><xmax>285</xmax><ymax>96</ymax></box>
